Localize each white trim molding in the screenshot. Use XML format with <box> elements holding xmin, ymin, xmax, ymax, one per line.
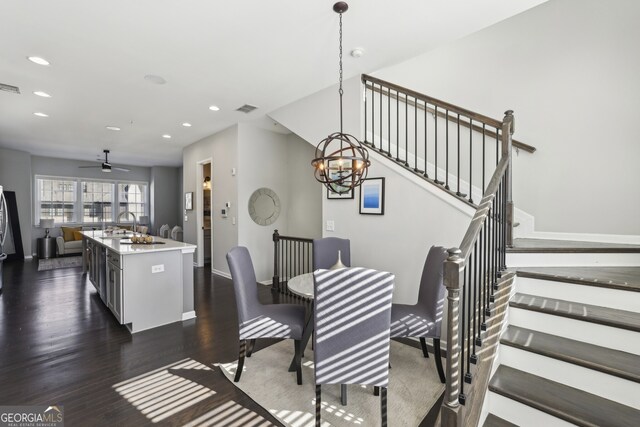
<box><xmin>182</xmin><ymin>311</ymin><xmax>196</xmax><ymax>321</ymax></box>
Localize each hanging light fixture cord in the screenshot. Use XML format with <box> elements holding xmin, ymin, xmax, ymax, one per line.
<box><xmin>338</xmin><ymin>10</ymin><xmax>344</xmax><ymax>134</ymax></box>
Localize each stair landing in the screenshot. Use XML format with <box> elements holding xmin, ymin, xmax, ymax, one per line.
<box><xmin>509</xmin><ymin>238</ymin><xmax>640</xmax><ymax>253</ymax></box>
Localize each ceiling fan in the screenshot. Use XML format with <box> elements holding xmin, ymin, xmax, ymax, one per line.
<box><xmin>78</xmin><ymin>149</ymin><xmax>130</xmax><ymax>173</ymax></box>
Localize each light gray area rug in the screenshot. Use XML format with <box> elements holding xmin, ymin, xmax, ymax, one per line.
<box><xmin>219</xmin><ymin>340</ymin><xmax>445</xmax><ymax>427</ymax></box>
<box><xmin>38</xmin><ymin>256</ymin><xmax>82</xmax><ymax>271</ymax></box>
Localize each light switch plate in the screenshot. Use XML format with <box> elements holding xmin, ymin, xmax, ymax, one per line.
<box><xmin>326</xmin><ymin>220</ymin><xmax>335</xmax><ymax>232</ymax></box>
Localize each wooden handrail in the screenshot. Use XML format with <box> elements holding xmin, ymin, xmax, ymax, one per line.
<box><xmin>363</xmin><ymin>79</ymin><xmax>536</xmax><ymax>153</ymax></box>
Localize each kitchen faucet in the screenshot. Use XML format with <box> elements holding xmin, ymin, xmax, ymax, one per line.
<box><xmin>117</xmin><ymin>211</ymin><xmax>137</xmax><ymax>234</ymax></box>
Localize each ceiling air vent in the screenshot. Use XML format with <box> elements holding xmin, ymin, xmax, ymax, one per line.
<box><xmin>0</xmin><ymin>83</ymin><xmax>20</xmax><ymax>94</ymax></box>
<box><xmin>236</xmin><ymin>104</ymin><xmax>258</xmax><ymax>114</ymax></box>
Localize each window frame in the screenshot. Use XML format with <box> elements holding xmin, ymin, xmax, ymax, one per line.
<box><xmin>34</xmin><ymin>175</ymin><xmax>149</xmax><ymax>226</ymax></box>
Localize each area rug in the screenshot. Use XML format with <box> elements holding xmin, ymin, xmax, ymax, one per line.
<box><xmin>38</xmin><ymin>256</ymin><xmax>83</xmax><ymax>271</ymax></box>
<box><xmin>218</xmin><ymin>340</ymin><xmax>445</xmax><ymax>427</ymax></box>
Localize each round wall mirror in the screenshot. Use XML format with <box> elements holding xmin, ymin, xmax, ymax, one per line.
<box><xmin>248</xmin><ymin>188</ymin><xmax>281</xmax><ymax>226</ymax></box>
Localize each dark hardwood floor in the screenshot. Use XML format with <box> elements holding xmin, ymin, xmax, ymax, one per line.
<box><xmin>0</xmin><ymin>260</ymin><xmax>442</xmax><ymax>426</ymax></box>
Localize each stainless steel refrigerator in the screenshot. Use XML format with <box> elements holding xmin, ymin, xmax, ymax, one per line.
<box><xmin>0</xmin><ymin>185</ymin><xmax>7</xmax><ymax>293</ymax></box>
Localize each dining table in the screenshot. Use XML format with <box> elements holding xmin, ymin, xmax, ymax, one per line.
<box><xmin>287</xmin><ymin>272</ymin><xmax>349</xmax><ymax>405</ymax></box>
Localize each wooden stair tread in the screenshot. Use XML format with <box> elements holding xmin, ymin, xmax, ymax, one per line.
<box><xmin>482</xmin><ymin>413</ymin><xmax>517</xmax><ymax>427</ymax></box>
<box><xmin>489</xmin><ymin>366</ymin><xmax>640</xmax><ymax>427</ymax></box>
<box><xmin>508</xmin><ymin>238</ymin><xmax>640</xmax><ymax>253</ymax></box>
<box><xmin>510</xmin><ymin>293</ymin><xmax>640</xmax><ymax>332</ymax></box>
<box><xmin>502</xmin><ymin>325</ymin><xmax>640</xmax><ymax>383</ymax></box>
<box><xmin>516</xmin><ymin>266</ymin><xmax>640</xmax><ymax>292</ymax></box>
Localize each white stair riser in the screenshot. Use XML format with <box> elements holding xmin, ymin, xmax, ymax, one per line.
<box><xmin>507</xmin><ymin>252</ymin><xmax>640</xmax><ymax>267</ymax></box>
<box><xmin>487</xmin><ymin>392</ymin><xmax>575</xmax><ymax>427</ymax></box>
<box><xmin>509</xmin><ymin>307</ymin><xmax>640</xmax><ymax>355</ymax></box>
<box><xmin>500</xmin><ymin>346</ymin><xmax>640</xmax><ymax>409</ymax></box>
<box><xmin>515</xmin><ymin>277</ymin><xmax>640</xmax><ymax>312</ymax></box>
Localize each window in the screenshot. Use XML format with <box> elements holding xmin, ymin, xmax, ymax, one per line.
<box><xmin>82</xmin><ymin>181</ymin><xmax>114</xmax><ymax>223</ymax></box>
<box><xmin>118</xmin><ymin>183</ymin><xmax>147</xmax><ymax>220</ymax></box>
<box><xmin>34</xmin><ymin>176</ymin><xmax>148</xmax><ymax>225</ymax></box>
<box><xmin>36</xmin><ymin>178</ymin><xmax>77</xmax><ymax>224</ymax></box>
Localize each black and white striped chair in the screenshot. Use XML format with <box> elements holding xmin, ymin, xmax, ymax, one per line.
<box><xmin>389</xmin><ymin>246</ymin><xmax>448</xmax><ymax>383</ymax></box>
<box><xmin>227</xmin><ymin>246</ymin><xmax>306</xmax><ymax>385</ymax></box>
<box><xmin>313</xmin><ymin>267</ymin><xmax>395</xmax><ymax>426</ymax></box>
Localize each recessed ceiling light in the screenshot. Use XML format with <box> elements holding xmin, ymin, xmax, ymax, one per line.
<box><xmin>182</xmin><ymin>122</ymin><xmax>192</xmax><ymax>127</ymax></box>
<box><xmin>34</xmin><ymin>112</ymin><xmax>49</xmax><ymax>117</ymax></box>
<box><xmin>144</xmin><ymin>74</ymin><xmax>166</xmax><ymax>85</ymax></box>
<box><xmin>33</xmin><ymin>91</ymin><xmax>51</xmax><ymax>98</ymax></box>
<box><xmin>209</xmin><ymin>105</ymin><xmax>220</xmax><ymax>111</ymax></box>
<box><xmin>27</xmin><ymin>56</ymin><xmax>50</xmax><ymax>66</ymax></box>
<box><xmin>106</xmin><ymin>126</ymin><xmax>121</xmax><ymax>131</ymax></box>
<box><xmin>162</xmin><ymin>134</ymin><xmax>172</xmax><ymax>139</ymax></box>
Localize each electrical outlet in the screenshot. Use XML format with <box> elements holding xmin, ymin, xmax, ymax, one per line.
<box><xmin>184</xmin><ymin>215</ymin><xmax>188</xmax><ymax>221</ymax></box>
<box><xmin>326</xmin><ymin>220</ymin><xmax>335</xmax><ymax>232</ymax></box>
<box><xmin>232</xmin><ymin>217</ymin><xmax>236</xmax><ymax>225</ymax></box>
<box><xmin>151</xmin><ymin>264</ymin><xmax>165</xmax><ymax>273</ymax></box>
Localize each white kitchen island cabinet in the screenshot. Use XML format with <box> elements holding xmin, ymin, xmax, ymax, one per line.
<box><xmin>81</xmin><ymin>231</ymin><xmax>197</xmax><ymax>333</ymax></box>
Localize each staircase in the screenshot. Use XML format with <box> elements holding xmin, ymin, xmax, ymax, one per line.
<box><xmin>482</xmin><ymin>238</ymin><xmax>640</xmax><ymax>426</ymax></box>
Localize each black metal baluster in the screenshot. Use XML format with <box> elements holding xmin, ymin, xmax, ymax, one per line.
<box><xmin>482</xmin><ymin>222</ymin><xmax>490</xmax><ymax>325</ymax></box>
<box><xmin>364</xmin><ymin>82</ymin><xmax>367</xmax><ymax>143</ymax></box>
<box><xmin>396</xmin><ymin>91</ymin><xmax>400</xmax><ymax>162</ymax></box>
<box><xmin>388</xmin><ymin>87</ymin><xmax>391</xmax><ymax>156</ymax></box>
<box><xmin>405</xmin><ymin>94</ymin><xmax>409</xmax><ymax>166</ymax></box>
<box><xmin>497</xmin><ymin>181</ymin><xmax>503</xmax><ymax>278</ymax></box>
<box><xmin>496</xmin><ymin>129</ymin><xmax>499</xmax><ymax>165</ymax></box>
<box><xmin>372</xmin><ymin>83</ymin><xmax>375</xmax><ymax>149</ymax></box>
<box><xmin>502</xmin><ymin>176</ymin><xmax>507</xmax><ymax>270</ymax></box>
<box><xmin>414</xmin><ymin>97</ymin><xmax>418</xmax><ymax>172</ymax></box>
<box><xmin>465</xmin><ymin>262</ymin><xmax>472</xmax><ymax>385</ymax></box>
<box><xmin>471</xmin><ymin>241</ymin><xmax>478</xmax><ymax>364</ymax></box>
<box><xmin>445</xmin><ymin>109</ymin><xmax>449</xmax><ymax>189</ymax></box>
<box><xmin>469</xmin><ymin>118</ymin><xmax>474</xmax><ymax>204</ymax></box>
<box><xmin>456</xmin><ymin>114</ymin><xmax>466</xmax><ymax>198</ymax></box>
<box><xmin>424</xmin><ymin>100</ymin><xmax>428</xmax><ymax>178</ymax></box>
<box><xmin>459</xmin><ymin>264</ymin><xmax>467</xmax><ymax>403</ymax></box>
<box><xmin>492</xmin><ymin>197</ymin><xmax>498</xmax><ymax>293</ymax></box>
<box><xmin>482</xmin><ymin>124</ymin><xmax>486</xmax><ymax>194</ymax></box>
<box><xmin>380</xmin><ymin>83</ymin><xmax>383</xmax><ymax>153</ymax></box>
<box><xmin>475</xmin><ymin>239</ymin><xmax>482</xmax><ymax>347</ymax></box>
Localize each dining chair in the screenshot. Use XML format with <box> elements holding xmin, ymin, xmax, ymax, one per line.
<box><xmin>389</xmin><ymin>245</ymin><xmax>448</xmax><ymax>384</ymax></box>
<box><xmin>313</xmin><ymin>237</ymin><xmax>350</xmax><ymax>270</ymax></box>
<box><xmin>313</xmin><ymin>267</ymin><xmax>395</xmax><ymax>426</ymax></box>
<box><xmin>226</xmin><ymin>246</ymin><xmax>306</xmax><ymax>385</ymax></box>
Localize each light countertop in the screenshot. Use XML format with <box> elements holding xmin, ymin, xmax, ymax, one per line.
<box><xmin>81</xmin><ymin>230</ymin><xmax>196</xmax><ymax>255</ymax></box>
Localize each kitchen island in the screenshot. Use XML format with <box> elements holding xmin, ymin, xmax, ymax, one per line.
<box><xmin>81</xmin><ymin>230</ymin><xmax>197</xmax><ymax>333</ymax></box>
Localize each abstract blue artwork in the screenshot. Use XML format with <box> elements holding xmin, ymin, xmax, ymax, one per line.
<box><xmin>359</xmin><ymin>177</ymin><xmax>385</xmax><ymax>215</ymax></box>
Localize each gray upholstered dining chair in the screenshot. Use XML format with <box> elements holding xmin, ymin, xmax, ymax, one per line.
<box><xmin>389</xmin><ymin>245</ymin><xmax>448</xmax><ymax>383</ymax></box>
<box><xmin>226</xmin><ymin>246</ymin><xmax>306</xmax><ymax>385</ymax></box>
<box><xmin>313</xmin><ymin>237</ymin><xmax>350</xmax><ymax>270</ymax></box>
<box><xmin>313</xmin><ymin>267</ymin><xmax>395</xmax><ymax>426</ymax></box>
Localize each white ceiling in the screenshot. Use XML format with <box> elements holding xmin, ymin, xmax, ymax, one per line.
<box><xmin>0</xmin><ymin>0</ymin><xmax>545</xmax><ymax>167</ymax></box>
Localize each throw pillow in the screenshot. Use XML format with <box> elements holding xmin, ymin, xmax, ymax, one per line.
<box><xmin>61</xmin><ymin>226</ymin><xmax>82</xmax><ymax>242</ymax></box>
<box><xmin>72</xmin><ymin>230</ymin><xmax>84</xmax><ymax>241</ymax></box>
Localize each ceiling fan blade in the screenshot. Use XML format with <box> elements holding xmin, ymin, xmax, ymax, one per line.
<box><xmin>113</xmin><ymin>167</ymin><xmax>130</xmax><ymax>172</ymax></box>
<box><xmin>78</xmin><ymin>165</ymin><xmax>102</xmax><ymax>168</ymax></box>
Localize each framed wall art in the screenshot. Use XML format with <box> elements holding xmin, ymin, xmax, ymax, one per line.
<box><xmin>359</xmin><ymin>177</ymin><xmax>385</xmax><ymax>215</ymax></box>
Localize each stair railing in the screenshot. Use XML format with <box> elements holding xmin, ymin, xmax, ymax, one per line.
<box><xmin>440</xmin><ymin>112</ymin><xmax>514</xmax><ymax>427</ymax></box>
<box><xmin>362</xmin><ymin>74</ymin><xmax>531</xmax><ymax>212</ymax></box>
<box><xmin>272</xmin><ymin>230</ymin><xmax>313</xmax><ymax>297</ymax></box>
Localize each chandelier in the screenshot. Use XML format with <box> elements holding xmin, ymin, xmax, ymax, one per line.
<box><xmin>311</xmin><ymin>2</ymin><xmax>370</xmax><ymax>195</ymax></box>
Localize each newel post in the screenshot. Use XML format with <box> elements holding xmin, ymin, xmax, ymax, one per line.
<box><xmin>501</xmin><ymin>110</ymin><xmax>515</xmax><ymax>248</ymax></box>
<box><xmin>272</xmin><ymin>230</ymin><xmax>280</xmax><ymax>294</ymax></box>
<box><xmin>440</xmin><ymin>248</ymin><xmax>465</xmax><ymax>427</ymax></box>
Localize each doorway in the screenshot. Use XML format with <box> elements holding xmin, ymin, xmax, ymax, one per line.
<box><xmin>196</xmin><ymin>159</ymin><xmax>212</xmax><ymax>267</ymax></box>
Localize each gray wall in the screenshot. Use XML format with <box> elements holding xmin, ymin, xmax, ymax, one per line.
<box><xmin>0</xmin><ymin>147</ymin><xmax>33</xmax><ymax>257</ymax></box>
<box><xmin>373</xmin><ymin>0</ymin><xmax>640</xmax><ymax>235</ymax></box>
<box><xmin>182</xmin><ymin>125</ymin><xmax>239</xmax><ymax>275</ymax></box>
<box><xmin>150</xmin><ymin>166</ymin><xmax>180</xmax><ymax>234</ymax></box>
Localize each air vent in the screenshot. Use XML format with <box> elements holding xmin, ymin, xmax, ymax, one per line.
<box><xmin>236</xmin><ymin>104</ymin><xmax>258</xmax><ymax>114</ymax></box>
<box><xmin>0</xmin><ymin>83</ymin><xmax>20</xmax><ymax>94</ymax></box>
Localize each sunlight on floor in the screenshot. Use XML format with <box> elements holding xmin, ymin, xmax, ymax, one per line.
<box><xmin>183</xmin><ymin>400</ymin><xmax>273</xmax><ymax>427</ymax></box>
<box><xmin>113</xmin><ymin>358</ymin><xmax>216</xmax><ymax>423</ymax></box>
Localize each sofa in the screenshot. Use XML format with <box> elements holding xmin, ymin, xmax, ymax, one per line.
<box><xmin>56</xmin><ymin>226</ymin><xmax>85</xmax><ymax>256</ymax></box>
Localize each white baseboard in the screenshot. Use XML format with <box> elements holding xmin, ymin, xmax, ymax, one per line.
<box><xmin>25</xmin><ymin>255</ymin><xmax>33</xmax><ymax>260</ymax></box>
<box><xmin>211</xmin><ymin>268</ymin><xmax>231</xmax><ymax>279</ymax></box>
<box><xmin>514</xmin><ymin>207</ymin><xmax>640</xmax><ymax>244</ymax></box>
<box><xmin>258</xmin><ymin>280</ymin><xmax>272</xmax><ymax>286</ymax></box>
<box><xmin>182</xmin><ymin>311</ymin><xmax>196</xmax><ymax>321</ymax></box>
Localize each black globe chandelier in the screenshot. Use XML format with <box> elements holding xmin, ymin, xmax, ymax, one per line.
<box><xmin>312</xmin><ymin>2</ymin><xmax>370</xmax><ymax>195</ymax></box>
